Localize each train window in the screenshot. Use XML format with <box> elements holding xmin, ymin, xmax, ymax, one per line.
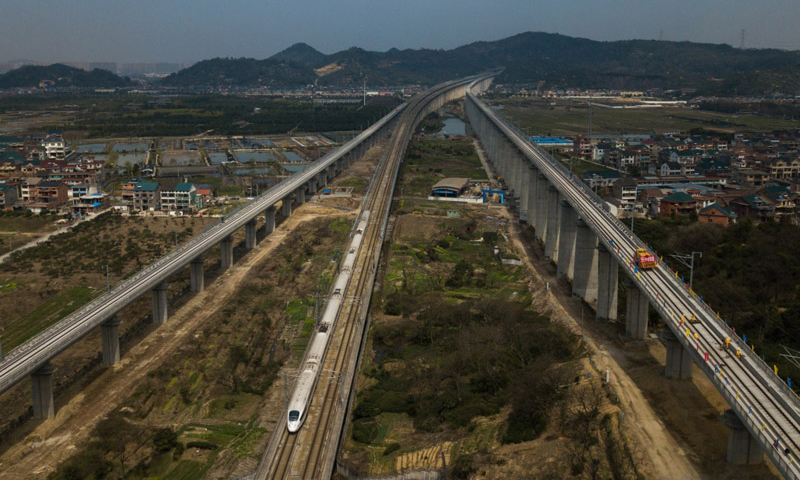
<box><xmin>289</xmin><ymin>410</ymin><xmax>300</xmax><ymax>421</ymax></box>
<box><xmin>357</xmin><ymin>229</ymin><xmax>363</xmax><ymax>234</ymax></box>
<box><xmin>320</xmin><ymin>324</ymin><xmax>329</xmax><ymax>332</ymax></box>
<box><xmin>334</xmin><ymin>288</ymin><xmax>341</xmax><ymax>295</ymax></box>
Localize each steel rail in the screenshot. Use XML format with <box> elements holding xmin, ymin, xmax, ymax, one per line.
<box><xmin>467</xmin><ymin>86</ymin><xmax>800</xmax><ymax>479</ymax></box>
<box><xmin>0</xmin><ymin>103</ymin><xmax>407</xmax><ymax>395</ymax></box>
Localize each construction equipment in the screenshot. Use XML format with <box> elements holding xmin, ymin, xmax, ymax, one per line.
<box><xmin>635</xmin><ymin>248</ymin><xmax>658</xmax><ymax>269</ymax></box>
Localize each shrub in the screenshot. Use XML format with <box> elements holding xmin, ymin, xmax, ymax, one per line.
<box><xmin>383</xmin><ymin>443</ymin><xmax>401</xmax><ymax>456</ymax></box>
<box><xmin>352</xmin><ymin>418</ymin><xmax>380</xmax><ymax>444</ymax></box>
<box><xmin>186</xmin><ymin>441</ymin><xmax>218</xmax><ymax>450</ymax></box>
<box><xmin>153</xmin><ymin>427</ymin><xmax>178</xmax><ymax>453</ymax></box>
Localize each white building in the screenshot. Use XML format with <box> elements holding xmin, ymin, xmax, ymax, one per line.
<box><xmin>44</xmin><ymin>135</ymin><xmax>65</xmax><ymax>160</ymax></box>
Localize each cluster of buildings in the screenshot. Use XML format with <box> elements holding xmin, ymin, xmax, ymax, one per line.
<box><xmin>547</xmin><ymin>131</ymin><xmax>800</xmax><ymax>224</ymax></box>
<box><xmin>0</xmin><ymin>133</ymin><xmax>109</xmax><ymax>215</ymax></box>
<box><xmin>0</xmin><ymin>133</ymin><xmax>212</xmax><ymax>215</ymax></box>
<box><xmin>118</xmin><ymin>179</ymin><xmax>210</xmax><ymax>213</ymax></box>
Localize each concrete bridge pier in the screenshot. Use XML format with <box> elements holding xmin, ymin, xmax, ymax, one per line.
<box><xmin>624</xmin><ymin>279</ymin><xmax>649</xmax><ymax>339</ymax></box>
<box><xmin>152</xmin><ymin>281</ymin><xmax>169</xmax><ymax>325</ymax></box>
<box><xmin>544</xmin><ymin>185</ymin><xmax>560</xmax><ymax>259</ymax></box>
<box><xmin>327</xmin><ymin>165</ymin><xmax>335</xmax><ymax>182</ymax></box>
<box><xmin>295</xmin><ymin>186</ymin><xmax>306</xmax><ymax>205</ymax></box>
<box><xmin>720</xmin><ymin>409</ymin><xmax>763</xmax><ymax>465</ymax></box>
<box><xmin>664</xmin><ymin>328</ymin><xmax>693</xmax><ymax>379</ymax></box>
<box><xmin>220</xmin><ymin>235</ymin><xmax>234</xmax><ymax>271</ymax></box>
<box><xmin>264</xmin><ymin>206</ymin><xmax>276</xmax><ymax>235</ymax></box>
<box><xmin>245</xmin><ymin>219</ymin><xmax>257</xmax><ymax>251</ymax></box>
<box><xmin>557</xmin><ymin>200</ymin><xmax>576</xmax><ymax>280</ymax></box>
<box><xmin>31</xmin><ymin>362</ymin><xmax>56</xmax><ymax>419</ymax></box>
<box><xmin>507</xmin><ymin>143</ymin><xmax>518</xmax><ymax>191</ymax></box>
<box><xmin>572</xmin><ymin>218</ymin><xmax>598</xmax><ymax>304</ymax></box>
<box><xmin>336</xmin><ymin>158</ymin><xmax>344</xmax><ymax>174</ymax></box>
<box><xmin>526</xmin><ymin>166</ymin><xmax>538</xmax><ymax>221</ymax></box>
<box><xmin>190</xmin><ymin>256</ymin><xmax>204</xmax><ymax>292</ymax></box>
<box><xmin>281</xmin><ymin>197</ymin><xmax>292</xmax><ymax>217</ymax></box>
<box><xmin>101</xmin><ymin>315</ymin><xmax>122</xmax><ymax>365</ymax></box>
<box><xmin>510</xmin><ymin>145</ymin><xmax>523</xmax><ymax>202</ymax></box>
<box><xmin>535</xmin><ymin>173</ymin><xmax>548</xmax><ymax>241</ymax></box>
<box><xmin>519</xmin><ymin>160</ymin><xmax>530</xmax><ymax>222</ymax></box>
<box><xmin>596</xmin><ymin>245</ymin><xmax>618</xmax><ymax>321</ymax></box>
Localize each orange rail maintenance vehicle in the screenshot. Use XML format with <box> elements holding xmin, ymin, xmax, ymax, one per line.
<box><xmin>635</xmin><ymin>248</ymin><xmax>658</xmax><ymax>269</ymax></box>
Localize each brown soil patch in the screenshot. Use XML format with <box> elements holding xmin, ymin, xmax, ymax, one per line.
<box><xmin>507</xmin><ymin>214</ymin><xmax>779</xmax><ymax>480</ymax></box>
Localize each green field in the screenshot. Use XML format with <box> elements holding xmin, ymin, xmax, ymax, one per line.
<box><xmin>3</xmin><ymin>285</ymin><xmax>99</xmax><ymax>349</ymax></box>
<box><xmin>400</xmin><ymin>138</ymin><xmax>487</xmax><ymax>197</ymax></box>
<box><xmin>495</xmin><ymin>98</ymin><xmax>800</xmax><ymax>136</ymax></box>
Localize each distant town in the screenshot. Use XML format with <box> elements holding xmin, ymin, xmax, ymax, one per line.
<box><xmin>532</xmin><ymin>129</ymin><xmax>799</xmax><ymax>224</ymax></box>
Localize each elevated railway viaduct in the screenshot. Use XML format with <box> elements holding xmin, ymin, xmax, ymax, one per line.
<box><xmin>466</xmin><ymin>86</ymin><xmax>800</xmax><ymax>479</ymax></box>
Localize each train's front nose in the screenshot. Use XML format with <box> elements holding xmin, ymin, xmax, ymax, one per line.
<box><xmin>288</xmin><ymin>410</ymin><xmax>301</xmax><ymax>433</ymax></box>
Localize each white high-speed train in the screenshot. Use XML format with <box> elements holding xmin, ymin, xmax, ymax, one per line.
<box><xmin>287</xmin><ymin>211</ymin><xmax>370</xmax><ymax>433</ymax></box>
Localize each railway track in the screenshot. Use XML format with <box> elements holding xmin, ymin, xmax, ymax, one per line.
<box><xmin>255</xmin><ymin>75</ymin><xmax>493</xmax><ymax>480</ymax></box>
<box><xmin>468</xmin><ymin>89</ymin><xmax>800</xmax><ymax>479</ymax></box>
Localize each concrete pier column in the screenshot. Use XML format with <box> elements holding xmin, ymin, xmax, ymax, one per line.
<box><xmin>264</xmin><ymin>206</ymin><xmax>276</xmax><ymax>235</ymax></box>
<box><xmin>31</xmin><ymin>362</ymin><xmax>56</xmax><ymax>419</ymax></box>
<box><xmin>101</xmin><ymin>315</ymin><xmax>122</xmax><ymax>365</ymax></box>
<box><xmin>535</xmin><ymin>173</ymin><xmax>549</xmax><ymax>241</ymax></box>
<box><xmin>519</xmin><ymin>161</ymin><xmax>530</xmax><ymax>222</ymax></box>
<box><xmin>190</xmin><ymin>257</ymin><xmax>204</xmax><ymax>292</ymax></box>
<box><xmin>220</xmin><ymin>235</ymin><xmax>234</xmax><ymax>271</ymax></box>
<box><xmin>336</xmin><ymin>158</ymin><xmax>344</xmax><ymax>174</ymax></box>
<box><xmin>281</xmin><ymin>197</ymin><xmax>292</xmax><ymax>217</ymax></box>
<box><xmin>624</xmin><ymin>279</ymin><xmax>649</xmax><ymax>339</ymax></box>
<box><xmin>596</xmin><ymin>245</ymin><xmax>618</xmax><ymax>321</ymax></box>
<box><xmin>544</xmin><ymin>185</ymin><xmax>560</xmax><ymax>259</ymax></box>
<box><xmin>151</xmin><ymin>281</ymin><xmax>168</xmax><ymax>325</ymax></box>
<box><xmin>572</xmin><ymin>218</ymin><xmax>598</xmax><ymax>304</ymax></box>
<box><xmin>295</xmin><ymin>186</ymin><xmax>306</xmax><ymax>205</ymax></box>
<box><xmin>512</xmin><ymin>149</ymin><xmax>523</xmax><ymax>201</ymax></box>
<box><xmin>720</xmin><ymin>409</ymin><xmax>763</xmax><ymax>465</ymax></box>
<box><xmin>245</xmin><ymin>219</ymin><xmax>257</xmax><ymax>251</ymax></box>
<box><xmin>527</xmin><ymin>166</ymin><xmax>538</xmax><ymax>223</ymax></box>
<box><xmin>327</xmin><ymin>165</ymin><xmax>335</xmax><ymax>182</ymax></box>
<box><xmin>557</xmin><ymin>200</ymin><xmax>576</xmax><ymax>280</ymax></box>
<box><xmin>664</xmin><ymin>328</ymin><xmax>693</xmax><ymax>379</ymax></box>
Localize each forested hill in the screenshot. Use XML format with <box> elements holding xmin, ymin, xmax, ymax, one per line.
<box><xmin>160</xmin><ymin>32</ymin><xmax>800</xmax><ymax>95</ymax></box>
<box><xmin>0</xmin><ymin>64</ymin><xmax>131</xmax><ymax>88</ymax></box>
<box><xmin>159</xmin><ymin>58</ymin><xmax>317</xmax><ymax>88</ymax></box>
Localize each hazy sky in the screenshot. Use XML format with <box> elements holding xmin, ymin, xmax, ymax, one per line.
<box><xmin>1</xmin><ymin>0</ymin><xmax>798</xmax><ymax>64</ymax></box>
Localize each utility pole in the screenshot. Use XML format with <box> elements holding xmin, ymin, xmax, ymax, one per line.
<box><xmin>630</xmin><ymin>205</ymin><xmax>635</xmax><ymax>232</ymax></box>
<box><xmin>102</xmin><ymin>265</ymin><xmax>110</xmax><ymax>292</ymax></box>
<box><xmin>740</xmin><ymin>29</ymin><xmax>747</xmax><ymax>49</ymax></box>
<box><xmin>314</xmin><ymin>291</ymin><xmax>320</xmax><ymax>328</ymax></box>
<box><xmin>671</xmin><ymin>251</ymin><xmax>703</xmax><ymax>290</ymax></box>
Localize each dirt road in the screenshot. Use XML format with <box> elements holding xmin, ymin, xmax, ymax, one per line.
<box><xmin>504</xmin><ymin>213</ymin><xmax>704</xmax><ymax>480</ymax></box>
<box><xmin>0</xmin><ymin>204</ymin><xmax>350</xmax><ymax>479</ymax></box>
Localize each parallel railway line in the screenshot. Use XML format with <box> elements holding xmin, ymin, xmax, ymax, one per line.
<box><xmin>468</xmin><ymin>88</ymin><xmax>800</xmax><ymax>478</ymax></box>
<box><xmin>256</xmin><ymin>75</ymin><xmax>493</xmax><ymax>480</ymax></box>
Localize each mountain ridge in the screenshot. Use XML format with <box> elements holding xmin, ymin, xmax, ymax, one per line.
<box><xmin>0</xmin><ymin>63</ymin><xmax>131</xmax><ymax>88</ymax></box>
<box><xmin>161</xmin><ymin>31</ymin><xmax>800</xmax><ymax>94</ymax></box>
